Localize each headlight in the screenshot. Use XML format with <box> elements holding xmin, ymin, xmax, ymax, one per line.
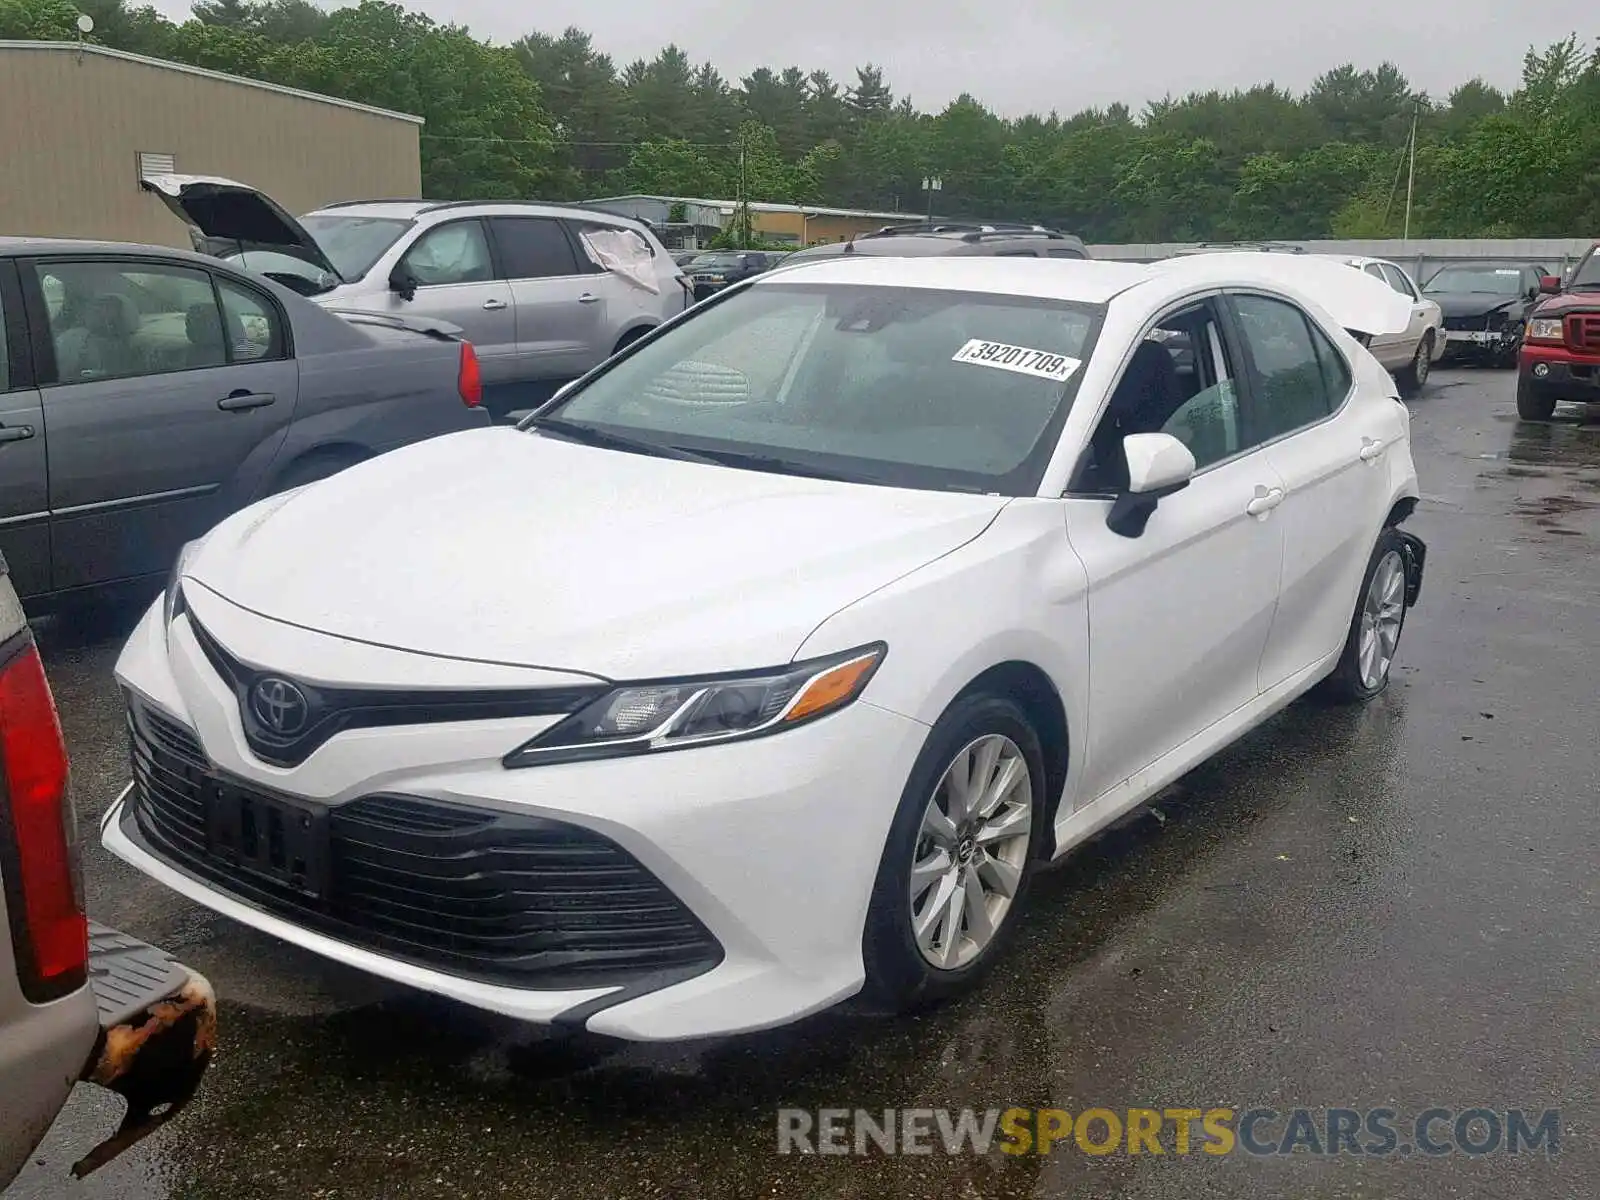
<box><xmin>1527</xmin><ymin>318</ymin><xmax>1564</xmax><ymax>343</ymax></box>
<box><xmin>164</xmin><ymin>540</ymin><xmax>200</xmax><ymax>628</ymax></box>
<box><xmin>504</xmin><ymin>644</ymin><xmax>885</xmax><ymax>767</ymax></box>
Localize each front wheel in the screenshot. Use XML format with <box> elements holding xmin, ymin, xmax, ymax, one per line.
<box><xmin>1516</xmin><ymin>374</ymin><xmax>1557</xmax><ymax>420</ymax></box>
<box><xmin>861</xmin><ymin>694</ymin><xmax>1046</xmax><ymax>1013</ymax></box>
<box><xmin>1319</xmin><ymin>529</ymin><xmax>1410</xmax><ymax>704</ymax></box>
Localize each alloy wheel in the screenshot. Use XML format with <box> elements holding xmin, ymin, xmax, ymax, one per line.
<box><xmin>1358</xmin><ymin>550</ymin><xmax>1406</xmax><ymax>690</ymax></box>
<box><xmin>908</xmin><ymin>734</ymin><xmax>1033</xmax><ymax>971</ymax></box>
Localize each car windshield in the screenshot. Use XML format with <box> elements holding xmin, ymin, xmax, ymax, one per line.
<box><xmin>537</xmin><ymin>282</ymin><xmax>1102</xmax><ymax>495</ymax></box>
<box><xmin>1568</xmin><ymin>249</ymin><xmax>1600</xmax><ymax>291</ymax></box>
<box><xmin>1423</xmin><ymin>267</ymin><xmax>1524</xmax><ymax>295</ymax></box>
<box><xmin>298</xmin><ymin>214</ymin><xmax>413</xmax><ymax>281</ymax></box>
<box><xmin>690</xmin><ymin>253</ymin><xmax>744</xmax><ymax>270</ymax></box>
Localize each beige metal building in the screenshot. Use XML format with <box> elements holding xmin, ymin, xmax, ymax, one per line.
<box><xmin>0</xmin><ymin>41</ymin><xmax>423</xmax><ymax>247</ymax></box>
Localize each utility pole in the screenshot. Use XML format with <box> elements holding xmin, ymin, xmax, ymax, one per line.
<box><xmin>738</xmin><ymin>136</ymin><xmax>749</xmax><ymax>249</ymax></box>
<box><xmin>1402</xmin><ymin>100</ymin><xmax>1419</xmax><ymax>243</ymax></box>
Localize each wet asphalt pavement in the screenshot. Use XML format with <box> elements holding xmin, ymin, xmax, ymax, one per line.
<box><xmin>8</xmin><ymin>368</ymin><xmax>1597</xmax><ymax>1199</ymax></box>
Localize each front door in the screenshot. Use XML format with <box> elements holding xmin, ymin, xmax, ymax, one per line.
<box><xmin>0</xmin><ymin>262</ymin><xmax>50</xmax><ymax>599</ymax></box>
<box><xmin>389</xmin><ymin>219</ymin><xmax>516</xmax><ymax>385</ymax></box>
<box><xmin>28</xmin><ymin>257</ymin><xmax>298</xmax><ymax>591</ymax></box>
<box><xmin>1064</xmin><ymin>296</ymin><xmax>1287</xmax><ymax>805</ymax></box>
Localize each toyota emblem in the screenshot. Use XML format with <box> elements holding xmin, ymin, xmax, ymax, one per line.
<box><xmin>250</xmin><ymin>677</ymin><xmax>309</xmax><ymax>737</ymax></box>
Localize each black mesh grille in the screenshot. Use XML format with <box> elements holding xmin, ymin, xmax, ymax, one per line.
<box><xmin>124</xmin><ymin>698</ymin><xmax>723</xmax><ymax>989</ymax></box>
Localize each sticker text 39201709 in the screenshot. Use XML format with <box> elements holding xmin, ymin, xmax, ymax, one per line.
<box><xmin>951</xmin><ymin>339</ymin><xmax>1081</xmax><ymax>382</ymax></box>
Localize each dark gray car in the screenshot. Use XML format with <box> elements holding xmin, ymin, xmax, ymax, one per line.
<box><xmin>0</xmin><ymin>238</ymin><xmax>490</xmax><ymax>607</ymax></box>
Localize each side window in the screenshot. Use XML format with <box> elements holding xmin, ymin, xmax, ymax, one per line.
<box><xmin>1078</xmin><ymin>299</ymin><xmax>1242</xmax><ymax>491</ymax></box>
<box><xmin>995</xmin><ymin>249</ymin><xmax>1040</xmax><ymax>257</ymax></box>
<box><xmin>1380</xmin><ymin>263</ymin><xmax>1416</xmax><ymax>298</ymax></box>
<box><xmin>217</xmin><ymin>277</ymin><xmax>286</xmax><ymax>362</ymax></box>
<box><xmin>1047</xmin><ymin>247</ymin><xmax>1086</xmax><ymax>258</ymax></box>
<box><xmin>489</xmin><ymin>217</ymin><xmax>579</xmax><ymax>280</ymax></box>
<box><xmin>1228</xmin><ymin>294</ymin><xmax>1333</xmax><ymax>444</ymax></box>
<box><xmin>400</xmin><ymin>220</ymin><xmax>493</xmax><ymax>286</ymax></box>
<box><xmin>1363</xmin><ymin>264</ymin><xmax>1386</xmax><ymax>285</ymax></box>
<box><xmin>37</xmin><ymin>260</ymin><xmax>226</xmax><ymax>384</ymax></box>
<box><xmin>1308</xmin><ymin>321</ymin><xmax>1352</xmax><ymax>404</ymax></box>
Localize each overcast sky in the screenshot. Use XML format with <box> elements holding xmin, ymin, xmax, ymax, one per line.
<box><xmin>162</xmin><ymin>0</ymin><xmax>1587</xmax><ymax>116</ymax></box>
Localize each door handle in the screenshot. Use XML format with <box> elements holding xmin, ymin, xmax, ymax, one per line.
<box><xmin>577</xmin><ymin>293</ymin><xmax>601</xmax><ymax>304</ymax></box>
<box><xmin>1245</xmin><ymin>485</ymin><xmax>1284</xmax><ymax>517</ymax></box>
<box><xmin>217</xmin><ymin>391</ymin><xmax>275</xmax><ymax>412</ymax></box>
<box><xmin>482</xmin><ymin>298</ymin><xmax>507</xmax><ymax>311</ymax></box>
<box><xmin>1359</xmin><ymin>436</ymin><xmax>1388</xmax><ymax>462</ymax></box>
<box><xmin>0</xmin><ymin>424</ymin><xmax>34</xmax><ymax>444</ymax></box>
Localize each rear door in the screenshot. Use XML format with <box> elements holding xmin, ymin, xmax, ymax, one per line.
<box><xmin>389</xmin><ymin>219</ymin><xmax>516</xmax><ymax>385</ymax></box>
<box><xmin>1379</xmin><ymin>262</ymin><xmax>1433</xmax><ymax>359</ymax></box>
<box><xmin>1226</xmin><ymin>292</ymin><xmax>1398</xmax><ymax>689</ymax></box>
<box><xmin>489</xmin><ymin>216</ymin><xmax>606</xmax><ymax>378</ymax></box>
<box><xmin>0</xmin><ymin>261</ymin><xmax>50</xmax><ymax>599</ymax></box>
<box><xmin>24</xmin><ymin>256</ymin><xmax>299</xmax><ymax>591</ymax></box>
<box><xmin>1359</xmin><ymin>263</ymin><xmax>1407</xmax><ymax>369</ymax></box>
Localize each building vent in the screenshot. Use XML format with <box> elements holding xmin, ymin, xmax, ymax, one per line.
<box><xmin>137</xmin><ymin>152</ymin><xmax>176</xmax><ymax>180</ymax></box>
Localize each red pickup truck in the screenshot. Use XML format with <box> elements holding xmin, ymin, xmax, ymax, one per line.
<box><xmin>1517</xmin><ymin>242</ymin><xmax>1600</xmax><ymax>419</ymax></box>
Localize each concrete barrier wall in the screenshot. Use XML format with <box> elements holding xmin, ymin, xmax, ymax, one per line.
<box><xmin>1087</xmin><ymin>239</ymin><xmax>1596</xmax><ymax>284</ymax></box>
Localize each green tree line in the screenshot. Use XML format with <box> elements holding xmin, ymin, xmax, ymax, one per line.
<box><xmin>3</xmin><ymin>0</ymin><xmax>1597</xmax><ymax>239</ymax></box>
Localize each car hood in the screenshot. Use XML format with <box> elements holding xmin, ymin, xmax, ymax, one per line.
<box><xmin>1427</xmin><ymin>292</ymin><xmax>1520</xmax><ymax>318</ymax></box>
<box><xmin>1531</xmin><ymin>289</ymin><xmax>1600</xmax><ymax>317</ymax></box>
<box><xmin>184</xmin><ymin>429</ymin><xmax>1009</xmax><ymax>679</ymax></box>
<box><xmin>141</xmin><ymin>173</ymin><xmax>343</xmax><ymax>283</ymax></box>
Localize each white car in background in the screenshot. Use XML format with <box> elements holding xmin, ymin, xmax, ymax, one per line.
<box><xmin>103</xmin><ymin>252</ymin><xmax>1427</xmax><ymax>1041</ymax></box>
<box><xmin>1327</xmin><ymin>255</ymin><xmax>1446</xmax><ymax>394</ymax></box>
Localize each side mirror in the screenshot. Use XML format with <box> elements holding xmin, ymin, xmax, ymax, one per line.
<box><xmin>1107</xmin><ymin>433</ymin><xmax>1196</xmax><ymax>539</ymax></box>
<box><xmin>388</xmin><ymin>265</ymin><xmax>419</xmax><ymax>301</ymax></box>
<box><xmin>1538</xmin><ymin>275</ymin><xmax>1562</xmax><ymax>295</ymax></box>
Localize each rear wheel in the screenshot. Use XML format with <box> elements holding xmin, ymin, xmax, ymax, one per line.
<box><xmin>273</xmin><ymin>448</ymin><xmax>365</xmax><ymax>493</ymax></box>
<box><xmin>1319</xmin><ymin>529</ymin><xmax>1410</xmax><ymax>704</ymax></box>
<box><xmin>861</xmin><ymin>694</ymin><xmax>1045</xmax><ymax>1013</ymax></box>
<box><xmin>1396</xmin><ymin>333</ymin><xmax>1433</xmax><ymax>395</ymax></box>
<box><xmin>1516</xmin><ymin>374</ymin><xmax>1557</xmax><ymax>421</ymax></box>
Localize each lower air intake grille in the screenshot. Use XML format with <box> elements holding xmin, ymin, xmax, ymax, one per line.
<box><xmin>124</xmin><ymin>698</ymin><xmax>723</xmax><ymax>989</ymax></box>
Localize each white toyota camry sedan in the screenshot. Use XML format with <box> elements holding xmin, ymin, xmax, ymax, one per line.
<box><xmin>105</xmin><ymin>252</ymin><xmax>1427</xmax><ymax>1042</ymax></box>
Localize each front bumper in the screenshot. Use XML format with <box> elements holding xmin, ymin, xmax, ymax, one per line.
<box><xmin>104</xmin><ymin>600</ymin><xmax>929</xmax><ymax>1041</ymax></box>
<box><xmin>1518</xmin><ymin>344</ymin><xmax>1600</xmax><ymax>398</ymax></box>
<box><xmin>1441</xmin><ymin>324</ymin><xmax>1520</xmax><ymax>358</ymax></box>
<box><xmin>74</xmin><ymin>923</ymin><xmax>215</xmax><ymax>1177</ymax></box>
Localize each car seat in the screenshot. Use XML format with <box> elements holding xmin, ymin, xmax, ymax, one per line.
<box><xmin>185</xmin><ymin>302</ymin><xmax>226</xmax><ymax>368</ymax></box>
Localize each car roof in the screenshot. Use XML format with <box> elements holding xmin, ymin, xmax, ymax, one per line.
<box><xmin>759</xmin><ymin>254</ymin><xmax>1148</xmax><ymax>303</ymax></box>
<box><xmin>758</xmin><ymin>251</ymin><xmax>1419</xmax><ymax>337</ymax></box>
<box><xmin>306</xmin><ymin>199</ymin><xmax>653</xmax><ymax>230</ymax></box>
<box><xmin>0</xmin><ymin>235</ymin><xmax>242</xmax><ymax>266</ymax></box>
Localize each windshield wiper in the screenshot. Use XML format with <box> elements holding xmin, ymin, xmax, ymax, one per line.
<box><xmin>674</xmin><ymin>445</ymin><xmax>863</xmax><ymax>483</ymax></box>
<box><xmin>1568</xmin><ymin>282</ymin><xmax>1600</xmax><ymax>292</ymax></box>
<box><xmin>528</xmin><ymin>417</ymin><xmax>722</xmax><ymax>465</ymax></box>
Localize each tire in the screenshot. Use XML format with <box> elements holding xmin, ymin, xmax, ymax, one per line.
<box><xmin>1515</xmin><ymin>374</ymin><xmax>1557</xmax><ymax>421</ymax></box>
<box><xmin>1318</xmin><ymin>528</ymin><xmax>1410</xmax><ymax>705</ymax></box>
<box><xmin>860</xmin><ymin>693</ymin><xmax>1047</xmax><ymax>1014</ymax></box>
<box><xmin>1396</xmin><ymin>333</ymin><xmax>1433</xmax><ymax>396</ymax></box>
<box><xmin>273</xmin><ymin>448</ymin><xmax>364</xmax><ymax>493</ymax></box>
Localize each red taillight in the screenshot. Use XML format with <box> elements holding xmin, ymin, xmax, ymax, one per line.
<box><xmin>0</xmin><ymin>642</ymin><xmax>86</xmax><ymax>1000</ymax></box>
<box><xmin>458</xmin><ymin>341</ymin><xmax>483</xmax><ymax>408</ymax></box>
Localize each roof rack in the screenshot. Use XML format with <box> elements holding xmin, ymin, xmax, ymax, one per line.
<box><xmin>315</xmin><ymin>197</ymin><xmax>427</xmax><ymax>209</ymax></box>
<box><xmin>863</xmin><ymin>220</ymin><xmax>1064</xmax><ymax>238</ymax></box>
<box><xmin>1178</xmin><ymin>240</ymin><xmax>1306</xmax><ymax>254</ymax></box>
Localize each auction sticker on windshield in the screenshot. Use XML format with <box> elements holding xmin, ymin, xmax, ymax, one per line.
<box><xmin>952</xmin><ymin>339</ymin><xmax>1081</xmax><ymax>382</ymax></box>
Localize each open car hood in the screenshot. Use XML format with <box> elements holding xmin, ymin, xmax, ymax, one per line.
<box><xmin>141</xmin><ymin>174</ymin><xmax>343</xmax><ymax>283</ymax></box>
<box><xmin>1152</xmin><ymin>252</ymin><xmax>1415</xmax><ymax>337</ymax></box>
